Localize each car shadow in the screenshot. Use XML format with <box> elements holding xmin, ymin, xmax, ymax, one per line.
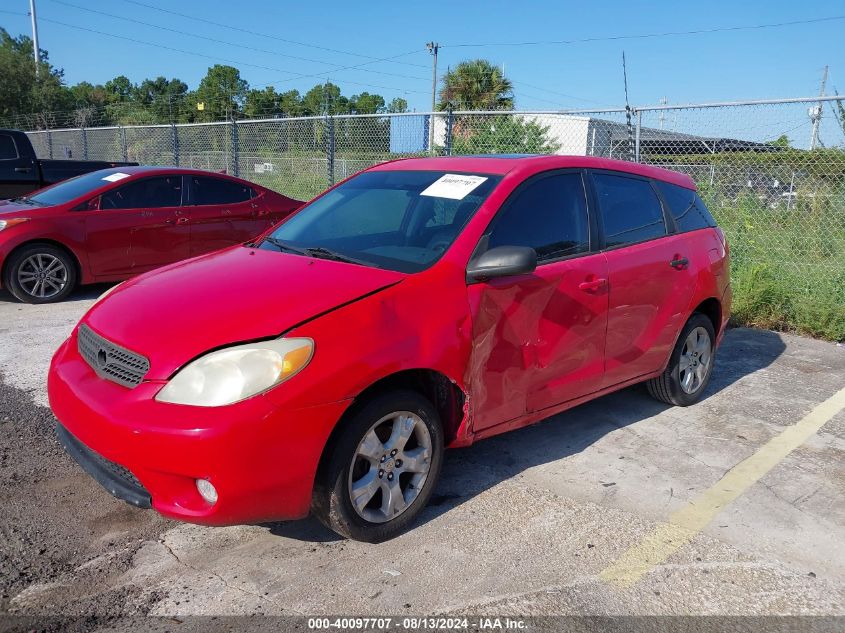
<box><xmin>0</xmin><ymin>282</ymin><xmax>115</xmax><ymax>304</ymax></box>
<box><xmin>263</xmin><ymin>327</ymin><xmax>786</xmax><ymax>543</ymax></box>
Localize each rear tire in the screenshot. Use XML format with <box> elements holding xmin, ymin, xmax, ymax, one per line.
<box><xmin>647</xmin><ymin>313</ymin><xmax>715</xmax><ymax>406</ymax></box>
<box><xmin>312</xmin><ymin>390</ymin><xmax>444</xmax><ymax>542</ymax></box>
<box><xmin>4</xmin><ymin>244</ymin><xmax>77</xmax><ymax>304</ymax></box>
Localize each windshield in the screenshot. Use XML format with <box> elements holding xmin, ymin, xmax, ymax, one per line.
<box><xmin>261</xmin><ymin>170</ymin><xmax>501</xmax><ymax>273</ymax></box>
<box><xmin>25</xmin><ymin>169</ymin><xmax>132</xmax><ymax>206</ymax></box>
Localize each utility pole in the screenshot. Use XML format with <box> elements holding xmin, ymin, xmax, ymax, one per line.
<box><xmin>29</xmin><ymin>0</ymin><xmax>41</xmax><ymax>77</ymax></box>
<box><xmin>426</xmin><ymin>41</ymin><xmax>439</xmax><ymax>152</ymax></box>
<box><xmin>658</xmin><ymin>96</ymin><xmax>667</xmax><ymax>129</ymax></box>
<box><xmin>809</xmin><ymin>65</ymin><xmax>828</xmax><ymax>150</ymax></box>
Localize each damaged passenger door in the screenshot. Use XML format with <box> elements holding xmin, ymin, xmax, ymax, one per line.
<box><xmin>466</xmin><ymin>170</ymin><xmax>609</xmax><ymax>432</ymax></box>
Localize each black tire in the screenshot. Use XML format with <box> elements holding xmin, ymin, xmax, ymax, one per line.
<box><xmin>312</xmin><ymin>389</ymin><xmax>444</xmax><ymax>542</ymax></box>
<box><xmin>4</xmin><ymin>243</ymin><xmax>77</xmax><ymax>304</ymax></box>
<box><xmin>647</xmin><ymin>313</ymin><xmax>716</xmax><ymax>406</ymax></box>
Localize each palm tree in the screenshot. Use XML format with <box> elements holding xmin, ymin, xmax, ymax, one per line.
<box><xmin>438</xmin><ymin>59</ymin><xmax>514</xmax><ymax>111</ymax></box>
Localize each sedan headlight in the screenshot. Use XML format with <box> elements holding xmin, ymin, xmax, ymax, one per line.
<box><xmin>155</xmin><ymin>338</ymin><xmax>314</xmax><ymax>407</ymax></box>
<box><xmin>0</xmin><ymin>218</ymin><xmax>29</xmax><ymax>231</ymax></box>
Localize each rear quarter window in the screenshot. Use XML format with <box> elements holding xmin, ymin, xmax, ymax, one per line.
<box><xmin>592</xmin><ymin>173</ymin><xmax>666</xmax><ymax>248</ymax></box>
<box><xmin>655</xmin><ymin>180</ymin><xmax>717</xmax><ymax>231</ymax></box>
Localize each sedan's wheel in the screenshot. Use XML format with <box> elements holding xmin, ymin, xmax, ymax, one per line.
<box><xmin>5</xmin><ymin>244</ymin><xmax>77</xmax><ymax>304</ymax></box>
<box><xmin>647</xmin><ymin>313</ymin><xmax>716</xmax><ymax>406</ymax></box>
<box><xmin>313</xmin><ymin>390</ymin><xmax>444</xmax><ymax>542</ymax></box>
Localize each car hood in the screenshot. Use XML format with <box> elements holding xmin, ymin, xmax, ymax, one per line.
<box><xmin>84</xmin><ymin>246</ymin><xmax>406</xmax><ymax>380</ymax></box>
<box><xmin>0</xmin><ymin>200</ymin><xmax>50</xmax><ymax>216</ymax></box>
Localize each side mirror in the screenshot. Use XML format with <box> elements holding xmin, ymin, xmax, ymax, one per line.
<box><xmin>466</xmin><ymin>245</ymin><xmax>537</xmax><ymax>282</ymax></box>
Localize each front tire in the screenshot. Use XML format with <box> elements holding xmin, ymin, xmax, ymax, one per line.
<box><xmin>312</xmin><ymin>390</ymin><xmax>444</xmax><ymax>542</ymax></box>
<box><xmin>647</xmin><ymin>313</ymin><xmax>716</xmax><ymax>406</ymax></box>
<box><xmin>4</xmin><ymin>244</ymin><xmax>77</xmax><ymax>304</ymax></box>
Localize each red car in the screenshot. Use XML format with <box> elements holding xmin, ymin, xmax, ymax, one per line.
<box><xmin>0</xmin><ymin>166</ymin><xmax>301</xmax><ymax>303</ymax></box>
<box><xmin>49</xmin><ymin>155</ymin><xmax>731</xmax><ymax>542</ymax></box>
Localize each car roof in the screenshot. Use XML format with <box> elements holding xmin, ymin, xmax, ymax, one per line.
<box><xmin>94</xmin><ymin>166</ymin><xmax>250</xmax><ymax>180</ymax></box>
<box><xmin>369</xmin><ymin>154</ymin><xmax>697</xmax><ymax>190</ymax></box>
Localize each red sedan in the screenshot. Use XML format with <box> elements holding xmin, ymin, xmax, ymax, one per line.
<box><xmin>0</xmin><ymin>166</ymin><xmax>301</xmax><ymax>303</ymax></box>
<box><xmin>49</xmin><ymin>155</ymin><xmax>731</xmax><ymax>542</ymax></box>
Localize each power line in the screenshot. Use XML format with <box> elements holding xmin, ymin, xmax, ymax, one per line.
<box><xmin>0</xmin><ymin>10</ymin><xmax>429</xmax><ymax>97</ymax></box>
<box><xmin>47</xmin><ymin>0</ymin><xmax>430</xmax><ymax>84</ymax></box>
<box><xmin>115</xmin><ymin>0</ymin><xmax>429</xmax><ymax>70</ymax></box>
<box><xmin>442</xmin><ymin>14</ymin><xmax>845</xmax><ymax>48</ymax></box>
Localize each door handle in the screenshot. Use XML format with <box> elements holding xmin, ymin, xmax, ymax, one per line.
<box><xmin>578</xmin><ymin>277</ymin><xmax>608</xmax><ymax>292</ymax></box>
<box><xmin>670</xmin><ymin>256</ymin><xmax>690</xmax><ymax>269</ymax></box>
<box><xmin>176</xmin><ymin>217</ymin><xmax>189</xmax><ymax>225</ymax></box>
<box><xmin>14</xmin><ymin>167</ymin><xmax>32</xmax><ymax>173</ymax></box>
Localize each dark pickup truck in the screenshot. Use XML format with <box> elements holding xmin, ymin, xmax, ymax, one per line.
<box><xmin>0</xmin><ymin>128</ymin><xmax>137</xmax><ymax>199</ymax></box>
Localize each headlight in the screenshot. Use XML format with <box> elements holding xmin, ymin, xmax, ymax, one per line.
<box><xmin>155</xmin><ymin>338</ymin><xmax>314</xmax><ymax>407</ymax></box>
<box><xmin>0</xmin><ymin>218</ymin><xmax>29</xmax><ymax>231</ymax></box>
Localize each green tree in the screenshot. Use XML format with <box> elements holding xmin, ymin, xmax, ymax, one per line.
<box><xmin>134</xmin><ymin>76</ymin><xmax>188</xmax><ymax>122</ymax></box>
<box><xmin>439</xmin><ymin>59</ymin><xmax>513</xmax><ymax>111</ymax></box>
<box><xmin>195</xmin><ymin>64</ymin><xmax>248</xmax><ymax>121</ymax></box>
<box><xmin>0</xmin><ymin>28</ymin><xmax>71</xmax><ymax>126</ymax></box>
<box><xmin>769</xmin><ymin>134</ymin><xmax>791</xmax><ymax>148</ymax></box>
<box><xmin>302</xmin><ymin>82</ymin><xmax>347</xmax><ymax>115</ymax></box>
<box><xmin>245</xmin><ymin>86</ymin><xmax>281</xmax><ymax>118</ymax></box>
<box><xmin>278</xmin><ymin>89</ymin><xmax>304</xmax><ymax>117</ymax></box>
<box><xmin>349</xmin><ymin>92</ymin><xmax>385</xmax><ymax>114</ymax></box>
<box><xmin>387</xmin><ymin>97</ymin><xmax>408</xmax><ymax>113</ymax></box>
<box><xmin>450</xmin><ymin>116</ymin><xmax>558</xmax><ymax>154</ymax></box>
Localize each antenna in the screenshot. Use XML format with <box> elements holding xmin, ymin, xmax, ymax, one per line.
<box><xmin>622</xmin><ymin>52</ymin><xmax>635</xmax><ymax>161</ymax></box>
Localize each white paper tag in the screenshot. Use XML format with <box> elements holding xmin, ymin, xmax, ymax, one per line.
<box><xmin>420</xmin><ymin>174</ymin><xmax>487</xmax><ymax>200</ymax></box>
<box><xmin>102</xmin><ymin>172</ymin><xmax>131</xmax><ymax>182</ymax></box>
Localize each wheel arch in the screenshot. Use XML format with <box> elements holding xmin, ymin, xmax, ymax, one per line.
<box><xmin>1</xmin><ymin>238</ymin><xmax>84</xmax><ymax>287</ymax></box>
<box><xmin>315</xmin><ymin>368</ymin><xmax>467</xmax><ymax>478</ymax></box>
<box><xmin>692</xmin><ymin>297</ymin><xmax>722</xmax><ymax>337</ymax></box>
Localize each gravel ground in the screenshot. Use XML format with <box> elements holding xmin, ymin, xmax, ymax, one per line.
<box><xmin>1</xmin><ymin>287</ymin><xmax>844</xmax><ymax>631</ymax></box>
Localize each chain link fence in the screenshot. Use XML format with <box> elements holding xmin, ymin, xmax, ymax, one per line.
<box><xmin>23</xmin><ymin>97</ymin><xmax>845</xmax><ymax>338</ymax></box>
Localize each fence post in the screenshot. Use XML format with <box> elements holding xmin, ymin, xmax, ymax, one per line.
<box><xmin>46</xmin><ymin>130</ymin><xmax>53</xmax><ymax>159</ymax></box>
<box><xmin>231</xmin><ymin>119</ymin><xmax>239</xmax><ymax>177</ymax></box>
<box><xmin>634</xmin><ymin>110</ymin><xmax>642</xmax><ymax>162</ymax></box>
<box><xmin>171</xmin><ymin>124</ymin><xmax>180</xmax><ymax>167</ymax></box>
<box><xmin>326</xmin><ymin>114</ymin><xmax>335</xmax><ymax>186</ymax></box>
<box><xmin>120</xmin><ymin>126</ymin><xmax>128</xmax><ymax>162</ymax></box>
<box><xmin>445</xmin><ymin>107</ymin><xmax>454</xmax><ymax>156</ymax></box>
<box><xmin>81</xmin><ymin>127</ymin><xmax>88</xmax><ymax>160</ymax></box>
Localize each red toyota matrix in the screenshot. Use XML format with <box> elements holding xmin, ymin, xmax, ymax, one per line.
<box><xmin>49</xmin><ymin>155</ymin><xmax>731</xmax><ymax>542</ymax></box>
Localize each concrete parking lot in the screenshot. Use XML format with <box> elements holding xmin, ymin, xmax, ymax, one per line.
<box><xmin>1</xmin><ymin>285</ymin><xmax>844</xmax><ymax>622</ymax></box>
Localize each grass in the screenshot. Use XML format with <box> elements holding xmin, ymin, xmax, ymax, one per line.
<box><xmin>706</xmin><ymin>189</ymin><xmax>845</xmax><ymax>341</ymax></box>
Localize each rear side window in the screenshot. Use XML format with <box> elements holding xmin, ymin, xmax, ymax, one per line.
<box><xmin>487</xmin><ymin>172</ymin><xmax>589</xmax><ymax>262</ymax></box>
<box><xmin>190</xmin><ymin>176</ymin><xmax>252</xmax><ymax>205</ymax></box>
<box><xmin>592</xmin><ymin>173</ymin><xmax>666</xmax><ymax>248</ymax></box>
<box><xmin>0</xmin><ymin>134</ymin><xmax>18</xmax><ymax>160</ymax></box>
<box><xmin>101</xmin><ymin>176</ymin><xmax>182</xmax><ymax>210</ymax></box>
<box><xmin>655</xmin><ymin>181</ymin><xmax>717</xmax><ymax>231</ymax></box>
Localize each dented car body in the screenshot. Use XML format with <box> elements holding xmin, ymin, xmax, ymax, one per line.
<box><xmin>48</xmin><ymin>155</ymin><xmax>730</xmax><ymax>541</ymax></box>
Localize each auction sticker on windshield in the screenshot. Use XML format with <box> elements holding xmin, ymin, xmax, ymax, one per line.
<box><xmin>420</xmin><ymin>174</ymin><xmax>487</xmax><ymax>200</ymax></box>
<box><xmin>102</xmin><ymin>172</ymin><xmax>131</xmax><ymax>182</ymax></box>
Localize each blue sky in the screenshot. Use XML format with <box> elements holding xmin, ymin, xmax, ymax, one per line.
<box><xmin>2</xmin><ymin>0</ymin><xmax>844</xmax><ymax>111</ymax></box>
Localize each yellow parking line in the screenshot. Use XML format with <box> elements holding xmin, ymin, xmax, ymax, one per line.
<box><xmin>599</xmin><ymin>386</ymin><xmax>845</xmax><ymax>588</ymax></box>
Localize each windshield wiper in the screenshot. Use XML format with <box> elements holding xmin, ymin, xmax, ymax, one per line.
<box><xmin>303</xmin><ymin>246</ymin><xmax>377</xmax><ymax>268</ymax></box>
<box><xmin>262</xmin><ymin>236</ymin><xmax>309</xmax><ymax>255</ymax></box>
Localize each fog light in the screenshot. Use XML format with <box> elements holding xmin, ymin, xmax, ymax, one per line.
<box><xmin>196</xmin><ymin>478</ymin><xmax>218</xmax><ymax>505</ymax></box>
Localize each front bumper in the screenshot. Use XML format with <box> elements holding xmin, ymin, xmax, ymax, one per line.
<box><xmin>48</xmin><ymin>332</ymin><xmax>351</xmax><ymax>526</ymax></box>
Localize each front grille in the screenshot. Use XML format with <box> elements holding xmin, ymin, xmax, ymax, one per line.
<box><xmin>77</xmin><ymin>324</ymin><xmax>150</xmax><ymax>388</ymax></box>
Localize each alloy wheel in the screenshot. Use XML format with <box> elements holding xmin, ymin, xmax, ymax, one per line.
<box><xmin>16</xmin><ymin>253</ymin><xmax>68</xmax><ymax>300</ymax></box>
<box><xmin>679</xmin><ymin>326</ymin><xmax>712</xmax><ymax>394</ymax></box>
<box><xmin>347</xmin><ymin>411</ymin><xmax>433</xmax><ymax>523</ymax></box>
